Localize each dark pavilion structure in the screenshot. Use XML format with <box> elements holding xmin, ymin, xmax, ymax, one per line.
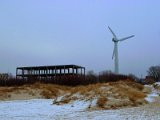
<box><xmin>16</xmin><ymin>64</ymin><xmax>85</xmax><ymax>80</ymax></box>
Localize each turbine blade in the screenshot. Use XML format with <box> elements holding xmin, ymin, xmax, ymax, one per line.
<box><xmin>118</xmin><ymin>35</ymin><xmax>135</xmax><ymax>41</ymax></box>
<box><xmin>112</xmin><ymin>45</ymin><xmax>116</xmax><ymax>59</ymax></box>
<box><xmin>108</xmin><ymin>26</ymin><xmax>118</xmax><ymax>39</ymax></box>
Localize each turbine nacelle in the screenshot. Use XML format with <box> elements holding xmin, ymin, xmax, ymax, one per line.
<box><xmin>112</xmin><ymin>38</ymin><xmax>118</xmax><ymax>42</ymax></box>
<box><xmin>109</xmin><ymin>26</ymin><xmax>134</xmax><ymax>43</ymax></box>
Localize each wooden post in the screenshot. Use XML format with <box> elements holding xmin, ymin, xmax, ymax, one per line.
<box><xmin>84</xmin><ymin>68</ymin><xmax>85</xmax><ymax>79</ymax></box>
<box><xmin>38</xmin><ymin>68</ymin><xmax>40</xmax><ymax>81</ymax></box>
<box><xmin>22</xmin><ymin>68</ymin><xmax>24</xmax><ymax>80</ymax></box>
<box><xmin>64</xmin><ymin>66</ymin><xmax>65</xmax><ymax>76</ymax></box>
<box><xmin>46</xmin><ymin>67</ymin><xmax>48</xmax><ymax>80</ymax></box>
<box><xmin>72</xmin><ymin>66</ymin><xmax>74</xmax><ymax>75</ymax></box>
<box><xmin>52</xmin><ymin>69</ymin><xmax>54</xmax><ymax>74</ymax></box>
<box><xmin>81</xmin><ymin>68</ymin><xmax>82</xmax><ymax>76</ymax></box>
<box><xmin>55</xmin><ymin>66</ymin><xmax>56</xmax><ymax>80</ymax></box>
<box><xmin>16</xmin><ymin>68</ymin><xmax>18</xmax><ymax>79</ymax></box>
<box><xmin>60</xmin><ymin>69</ymin><xmax>61</xmax><ymax>74</ymax></box>
<box><xmin>76</xmin><ymin>68</ymin><xmax>78</xmax><ymax>74</ymax></box>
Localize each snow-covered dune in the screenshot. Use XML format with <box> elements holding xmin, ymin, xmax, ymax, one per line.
<box><xmin>0</xmin><ymin>82</ymin><xmax>160</xmax><ymax>120</ymax></box>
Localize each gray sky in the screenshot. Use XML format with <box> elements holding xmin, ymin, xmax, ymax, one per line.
<box><xmin>0</xmin><ymin>0</ymin><xmax>160</xmax><ymax>77</ymax></box>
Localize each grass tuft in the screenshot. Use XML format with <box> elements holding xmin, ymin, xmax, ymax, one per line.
<box><xmin>97</xmin><ymin>96</ymin><xmax>108</xmax><ymax>108</ymax></box>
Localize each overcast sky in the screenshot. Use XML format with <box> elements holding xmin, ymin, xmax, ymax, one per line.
<box><xmin>0</xmin><ymin>0</ymin><xmax>160</xmax><ymax>77</ymax></box>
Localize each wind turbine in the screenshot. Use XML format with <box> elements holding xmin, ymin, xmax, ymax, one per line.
<box><xmin>108</xmin><ymin>26</ymin><xmax>134</xmax><ymax>74</ymax></box>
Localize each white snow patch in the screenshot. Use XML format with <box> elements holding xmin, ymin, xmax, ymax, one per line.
<box><xmin>145</xmin><ymin>93</ymin><xmax>158</xmax><ymax>102</ymax></box>
<box><xmin>145</xmin><ymin>84</ymin><xmax>160</xmax><ymax>102</ymax></box>
<box><xmin>0</xmin><ymin>99</ymin><xmax>160</xmax><ymax>120</ymax></box>
<box><xmin>155</xmin><ymin>82</ymin><xmax>160</xmax><ymax>85</ymax></box>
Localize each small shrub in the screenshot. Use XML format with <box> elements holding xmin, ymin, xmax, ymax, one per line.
<box><xmin>40</xmin><ymin>90</ymin><xmax>52</xmax><ymax>99</ymax></box>
<box><xmin>28</xmin><ymin>91</ymin><xmax>35</xmax><ymax>96</ymax></box>
<box><xmin>7</xmin><ymin>94</ymin><xmax>11</xmax><ymax>98</ymax></box>
<box><xmin>60</xmin><ymin>98</ymin><xmax>71</xmax><ymax>104</ymax></box>
<box><xmin>97</xmin><ymin>96</ymin><xmax>107</xmax><ymax>108</ymax></box>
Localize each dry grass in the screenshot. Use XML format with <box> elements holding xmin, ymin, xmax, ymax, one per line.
<box><xmin>0</xmin><ymin>80</ymin><xmax>148</xmax><ymax>109</ymax></box>
<box><xmin>40</xmin><ymin>90</ymin><xmax>53</xmax><ymax>99</ymax></box>
<box><xmin>123</xmin><ymin>81</ymin><xmax>144</xmax><ymax>91</ymax></box>
<box><xmin>0</xmin><ymin>82</ymin><xmax>72</xmax><ymax>100</ymax></box>
<box><xmin>97</xmin><ymin>96</ymin><xmax>108</xmax><ymax>108</ymax></box>
<box><xmin>70</xmin><ymin>83</ymin><xmax>109</xmax><ymax>95</ymax></box>
<box><xmin>26</xmin><ymin>82</ymin><xmax>72</xmax><ymax>99</ymax></box>
<box><xmin>111</xmin><ymin>81</ymin><xmax>146</xmax><ymax>106</ymax></box>
<box><xmin>53</xmin><ymin>80</ymin><xmax>147</xmax><ymax>109</ymax></box>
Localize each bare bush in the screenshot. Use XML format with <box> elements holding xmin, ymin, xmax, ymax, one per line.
<box><xmin>99</xmin><ymin>70</ymin><xmax>131</xmax><ymax>83</ymax></box>
<box><xmin>147</xmin><ymin>66</ymin><xmax>160</xmax><ymax>82</ymax></box>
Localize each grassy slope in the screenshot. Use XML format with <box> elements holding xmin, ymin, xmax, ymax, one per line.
<box><xmin>0</xmin><ymin>80</ymin><xmax>148</xmax><ymax>109</ymax></box>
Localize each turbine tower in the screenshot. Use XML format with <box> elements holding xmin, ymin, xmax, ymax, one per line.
<box><xmin>108</xmin><ymin>26</ymin><xmax>134</xmax><ymax>74</ymax></box>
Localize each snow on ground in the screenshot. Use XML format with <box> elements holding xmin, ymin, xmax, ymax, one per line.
<box><xmin>145</xmin><ymin>82</ymin><xmax>160</xmax><ymax>102</ymax></box>
<box><xmin>155</xmin><ymin>82</ymin><xmax>160</xmax><ymax>86</ymax></box>
<box><xmin>0</xmin><ymin>99</ymin><xmax>160</xmax><ymax>120</ymax></box>
<box><xmin>145</xmin><ymin>92</ymin><xmax>159</xmax><ymax>102</ymax></box>
<box><xmin>145</xmin><ymin>85</ymin><xmax>158</xmax><ymax>102</ymax></box>
<box><xmin>0</xmin><ymin>99</ymin><xmax>93</xmax><ymax>120</ymax></box>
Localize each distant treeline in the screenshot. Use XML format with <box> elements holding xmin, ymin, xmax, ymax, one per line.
<box><xmin>0</xmin><ymin>71</ymin><xmax>135</xmax><ymax>87</ymax></box>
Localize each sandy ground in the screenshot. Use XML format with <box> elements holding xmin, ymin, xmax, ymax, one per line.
<box><xmin>0</xmin><ymin>87</ymin><xmax>43</xmax><ymax>101</ymax></box>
